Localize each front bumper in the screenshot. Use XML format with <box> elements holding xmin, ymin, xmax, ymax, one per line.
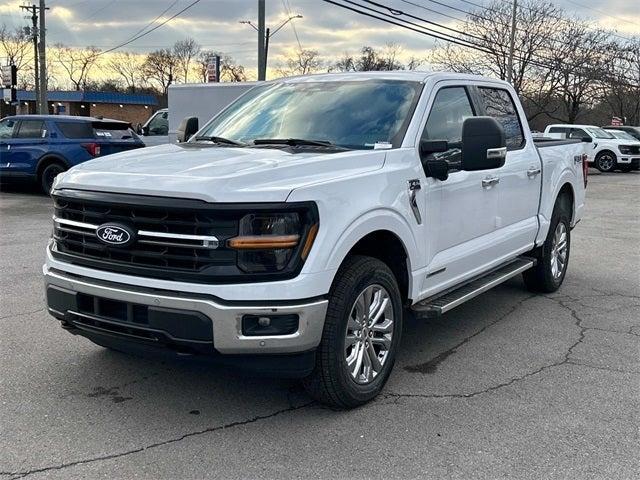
<box><xmin>618</xmin><ymin>157</ymin><xmax>640</xmax><ymax>169</ymax></box>
<box><xmin>44</xmin><ymin>266</ymin><xmax>328</xmax><ymax>357</ymax></box>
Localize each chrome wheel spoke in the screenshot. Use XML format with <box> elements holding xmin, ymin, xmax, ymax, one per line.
<box><xmin>344</xmin><ymin>284</ymin><xmax>395</xmax><ymax>385</ymax></box>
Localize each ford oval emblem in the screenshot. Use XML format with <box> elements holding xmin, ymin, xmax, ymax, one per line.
<box><xmin>96</xmin><ymin>224</ymin><xmax>135</xmax><ymax>247</ymax></box>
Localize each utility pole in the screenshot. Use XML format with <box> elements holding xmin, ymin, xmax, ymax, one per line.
<box><xmin>257</xmin><ymin>0</ymin><xmax>266</xmax><ymax>81</ymax></box>
<box><xmin>38</xmin><ymin>0</ymin><xmax>49</xmax><ymax>114</ymax></box>
<box><xmin>21</xmin><ymin>4</ymin><xmax>40</xmax><ymax>113</ymax></box>
<box><xmin>506</xmin><ymin>0</ymin><xmax>517</xmax><ymax>84</ymax></box>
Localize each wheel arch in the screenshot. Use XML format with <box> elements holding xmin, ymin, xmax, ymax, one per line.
<box><xmin>36</xmin><ymin>154</ymin><xmax>69</xmax><ymax>180</ymax></box>
<box><xmin>556</xmin><ymin>182</ymin><xmax>575</xmax><ymax>222</ymax></box>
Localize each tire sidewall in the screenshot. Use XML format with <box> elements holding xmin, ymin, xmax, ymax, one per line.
<box><xmin>327</xmin><ymin>258</ymin><xmax>403</xmax><ymax>404</ymax></box>
<box><xmin>41</xmin><ymin>163</ymin><xmax>65</xmax><ymax>194</ymax></box>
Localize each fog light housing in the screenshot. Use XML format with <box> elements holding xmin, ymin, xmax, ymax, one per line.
<box><xmin>242</xmin><ymin>314</ymin><xmax>299</xmax><ymax>336</ymax></box>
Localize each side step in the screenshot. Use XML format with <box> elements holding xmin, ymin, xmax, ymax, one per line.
<box><xmin>412</xmin><ymin>257</ymin><xmax>536</xmax><ymax>317</ymax></box>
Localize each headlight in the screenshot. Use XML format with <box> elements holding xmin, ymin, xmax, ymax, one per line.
<box><xmin>228</xmin><ymin>210</ymin><xmax>318</xmax><ymax>273</ymax></box>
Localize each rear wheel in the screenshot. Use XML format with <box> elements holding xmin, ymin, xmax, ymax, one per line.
<box><xmin>523</xmin><ymin>202</ymin><xmax>571</xmax><ymax>293</ymax></box>
<box><xmin>594</xmin><ymin>151</ymin><xmax>616</xmax><ymax>172</ymax></box>
<box><xmin>39</xmin><ymin>162</ymin><xmax>66</xmax><ymax>194</ymax></box>
<box><xmin>303</xmin><ymin>255</ymin><xmax>402</xmax><ymax>409</ymax></box>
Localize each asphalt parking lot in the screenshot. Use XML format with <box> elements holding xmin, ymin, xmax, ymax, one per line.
<box><xmin>0</xmin><ymin>171</ymin><xmax>638</xmax><ymax>480</ymax></box>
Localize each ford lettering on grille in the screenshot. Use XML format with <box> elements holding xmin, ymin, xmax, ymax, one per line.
<box><xmin>96</xmin><ymin>224</ymin><xmax>134</xmax><ymax>246</ymax></box>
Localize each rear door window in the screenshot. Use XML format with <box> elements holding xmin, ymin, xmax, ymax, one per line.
<box><xmin>478</xmin><ymin>87</ymin><xmax>524</xmax><ymax>149</ymax></box>
<box><xmin>15</xmin><ymin>120</ymin><xmax>45</xmax><ymax>139</ymax></box>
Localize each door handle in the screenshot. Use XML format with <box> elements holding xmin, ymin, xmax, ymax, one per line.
<box><xmin>527</xmin><ymin>167</ymin><xmax>541</xmax><ymax>177</ymax></box>
<box><xmin>482</xmin><ymin>176</ymin><xmax>500</xmax><ymax>188</ymax></box>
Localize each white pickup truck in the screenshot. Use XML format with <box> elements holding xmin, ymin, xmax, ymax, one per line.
<box><xmin>544</xmin><ymin>124</ymin><xmax>640</xmax><ymax>172</ymax></box>
<box><xmin>44</xmin><ymin>72</ymin><xmax>587</xmax><ymax>408</ymax></box>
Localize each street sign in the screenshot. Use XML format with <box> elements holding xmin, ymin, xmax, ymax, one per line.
<box><xmin>611</xmin><ymin>117</ymin><xmax>623</xmax><ymax>126</ymax></box>
<box><xmin>1</xmin><ymin>65</ymin><xmax>17</xmax><ymax>88</ymax></box>
<box><xmin>206</xmin><ymin>56</ymin><xmax>221</xmax><ymax>83</ymax></box>
<box><xmin>2</xmin><ymin>88</ymin><xmax>16</xmax><ymax>102</ymax></box>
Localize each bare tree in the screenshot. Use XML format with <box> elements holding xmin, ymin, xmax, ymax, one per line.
<box><xmin>196</xmin><ymin>51</ymin><xmax>247</xmax><ymax>82</ymax></box>
<box><xmin>0</xmin><ymin>25</ymin><xmax>33</xmax><ymax>87</ymax></box>
<box><xmin>53</xmin><ymin>44</ymin><xmax>100</xmax><ymax>91</ymax></box>
<box><xmin>108</xmin><ymin>51</ymin><xmax>144</xmax><ymax>92</ymax></box>
<box><xmin>143</xmin><ymin>48</ymin><xmax>177</xmax><ymax>97</ymax></box>
<box><xmin>277</xmin><ymin>49</ymin><xmax>323</xmax><ymax>76</ymax></box>
<box><xmin>331</xmin><ymin>44</ymin><xmax>406</xmax><ymax>72</ymax></box>
<box><xmin>173</xmin><ymin>38</ymin><xmax>200</xmax><ymax>83</ymax></box>
<box><xmin>600</xmin><ymin>40</ymin><xmax>640</xmax><ymax>125</ymax></box>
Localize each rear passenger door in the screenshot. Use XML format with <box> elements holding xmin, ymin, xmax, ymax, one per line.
<box><xmin>476</xmin><ymin>86</ymin><xmax>540</xmax><ymax>255</ymax></box>
<box><xmin>7</xmin><ymin>120</ymin><xmax>48</xmax><ymax>174</ymax></box>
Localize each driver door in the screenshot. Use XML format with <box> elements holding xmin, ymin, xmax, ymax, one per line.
<box><xmin>420</xmin><ymin>85</ymin><xmax>501</xmax><ymax>296</ymax></box>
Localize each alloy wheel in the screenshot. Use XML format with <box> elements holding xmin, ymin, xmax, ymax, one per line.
<box><xmin>550</xmin><ymin>222</ymin><xmax>568</xmax><ymax>279</ymax></box>
<box><xmin>344</xmin><ymin>284</ymin><xmax>394</xmax><ymax>385</ymax></box>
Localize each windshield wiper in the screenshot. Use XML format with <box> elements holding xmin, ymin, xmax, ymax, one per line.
<box><xmin>193</xmin><ymin>135</ymin><xmax>245</xmax><ymax>146</ymax></box>
<box><xmin>253</xmin><ymin>138</ymin><xmax>339</xmax><ymax>148</ymax></box>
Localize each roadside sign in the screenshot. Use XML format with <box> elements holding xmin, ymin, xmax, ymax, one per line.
<box><xmin>206</xmin><ymin>55</ymin><xmax>221</xmax><ymax>83</ymax></box>
<box><xmin>611</xmin><ymin>117</ymin><xmax>623</xmax><ymax>126</ymax></box>
<box><xmin>1</xmin><ymin>65</ymin><xmax>17</xmax><ymax>87</ymax></box>
<box><xmin>2</xmin><ymin>88</ymin><xmax>16</xmax><ymax>102</ymax></box>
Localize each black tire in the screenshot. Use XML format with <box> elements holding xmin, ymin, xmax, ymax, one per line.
<box><xmin>39</xmin><ymin>162</ymin><xmax>66</xmax><ymax>194</ymax></box>
<box><xmin>523</xmin><ymin>201</ymin><xmax>571</xmax><ymax>293</ymax></box>
<box><xmin>303</xmin><ymin>255</ymin><xmax>403</xmax><ymax>409</ymax></box>
<box><xmin>594</xmin><ymin>151</ymin><xmax>616</xmax><ymax>173</ymax></box>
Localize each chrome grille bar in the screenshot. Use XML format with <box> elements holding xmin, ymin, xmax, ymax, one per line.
<box><xmin>53</xmin><ymin>216</ymin><xmax>219</xmax><ymax>249</ymax></box>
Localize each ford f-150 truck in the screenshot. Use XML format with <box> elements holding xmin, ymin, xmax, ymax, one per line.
<box><xmin>44</xmin><ymin>72</ymin><xmax>587</xmax><ymax>409</ymax></box>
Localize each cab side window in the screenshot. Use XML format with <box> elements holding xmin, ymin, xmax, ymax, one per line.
<box><xmin>421</xmin><ymin>87</ymin><xmax>475</xmax><ymax>161</ymax></box>
<box><xmin>15</xmin><ymin>120</ymin><xmax>45</xmax><ymax>139</ymax></box>
<box><xmin>478</xmin><ymin>87</ymin><xmax>524</xmax><ymax>149</ymax></box>
<box><xmin>147</xmin><ymin>111</ymin><xmax>168</xmax><ymax>136</ymax></box>
<box><xmin>0</xmin><ymin>118</ymin><xmax>17</xmax><ymax>139</ymax></box>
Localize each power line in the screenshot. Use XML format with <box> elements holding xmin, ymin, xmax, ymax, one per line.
<box><xmin>323</xmin><ymin>0</ymin><xmax>639</xmax><ymax>88</ymax></box>
<box><xmin>121</xmin><ymin>0</ymin><xmax>180</xmax><ymax>43</ymax></box>
<box><xmin>563</xmin><ymin>0</ymin><xmax>639</xmax><ymax>27</ymax></box>
<box><xmin>282</xmin><ymin>0</ymin><xmax>303</xmax><ymax>51</ymax></box>
<box><xmin>95</xmin><ymin>0</ymin><xmax>202</xmax><ymax>57</ymax></box>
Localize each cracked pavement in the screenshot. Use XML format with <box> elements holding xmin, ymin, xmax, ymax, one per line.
<box><xmin>1</xmin><ymin>171</ymin><xmax>638</xmax><ymax>479</ymax></box>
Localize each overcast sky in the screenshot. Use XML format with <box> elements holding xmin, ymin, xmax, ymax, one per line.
<box><xmin>1</xmin><ymin>0</ymin><xmax>639</xmax><ymax>77</ymax></box>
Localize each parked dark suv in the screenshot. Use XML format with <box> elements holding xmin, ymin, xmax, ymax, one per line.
<box><xmin>0</xmin><ymin>115</ymin><xmax>144</xmax><ymax>193</ymax></box>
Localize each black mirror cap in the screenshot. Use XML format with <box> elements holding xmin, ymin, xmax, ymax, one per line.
<box><xmin>419</xmin><ymin>139</ymin><xmax>448</xmax><ymax>160</ymax></box>
<box><xmin>424</xmin><ymin>158</ymin><xmax>449</xmax><ymax>181</ymax></box>
<box><xmin>461</xmin><ymin>116</ymin><xmax>506</xmax><ymax>171</ymax></box>
<box><xmin>581</xmin><ymin>136</ymin><xmax>593</xmax><ymax>143</ymax></box>
<box><xmin>177</xmin><ymin>116</ymin><xmax>199</xmax><ymax>143</ymax></box>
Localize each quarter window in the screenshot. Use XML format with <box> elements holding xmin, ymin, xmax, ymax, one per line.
<box><xmin>478</xmin><ymin>88</ymin><xmax>524</xmax><ymax>149</ymax></box>
<box><xmin>15</xmin><ymin>120</ymin><xmax>45</xmax><ymax>139</ymax></box>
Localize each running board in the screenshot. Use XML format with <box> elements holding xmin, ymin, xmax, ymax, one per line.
<box><xmin>412</xmin><ymin>257</ymin><xmax>536</xmax><ymax>317</ymax></box>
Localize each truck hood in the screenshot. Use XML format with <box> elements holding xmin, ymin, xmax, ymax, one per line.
<box><xmin>55</xmin><ymin>143</ymin><xmax>387</xmax><ymax>202</ymax></box>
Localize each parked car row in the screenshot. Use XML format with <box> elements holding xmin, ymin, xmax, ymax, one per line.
<box><xmin>544</xmin><ymin>124</ymin><xmax>640</xmax><ymax>173</ymax></box>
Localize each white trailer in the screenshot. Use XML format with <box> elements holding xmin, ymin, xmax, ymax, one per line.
<box><xmin>167</xmin><ymin>82</ymin><xmax>260</xmax><ymax>143</ymax></box>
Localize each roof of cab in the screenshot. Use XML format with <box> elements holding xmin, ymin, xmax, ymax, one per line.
<box><xmin>275</xmin><ymin>70</ymin><xmax>510</xmax><ymax>86</ymax></box>
<box><xmin>3</xmin><ymin>114</ymin><xmax>129</xmax><ymax>123</ymax></box>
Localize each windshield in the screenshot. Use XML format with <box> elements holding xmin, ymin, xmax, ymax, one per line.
<box><xmin>610</xmin><ymin>130</ymin><xmax>637</xmax><ymax>141</ymax></box>
<box><xmin>194</xmin><ymin>80</ymin><xmax>423</xmax><ymax>149</ymax></box>
<box><xmin>585</xmin><ymin>127</ymin><xmax>614</xmax><ymax>139</ymax></box>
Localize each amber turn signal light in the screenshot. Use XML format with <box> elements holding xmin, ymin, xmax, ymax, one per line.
<box><xmin>228</xmin><ymin>234</ymin><xmax>300</xmax><ymax>250</ymax></box>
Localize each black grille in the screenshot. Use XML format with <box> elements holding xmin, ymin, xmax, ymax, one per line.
<box><xmin>52</xmin><ymin>191</ymin><xmax>239</xmax><ymax>279</ymax></box>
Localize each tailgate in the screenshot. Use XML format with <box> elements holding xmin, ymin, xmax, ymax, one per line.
<box><xmin>93</xmin><ymin>120</ymin><xmax>143</xmax><ymax>155</ymax></box>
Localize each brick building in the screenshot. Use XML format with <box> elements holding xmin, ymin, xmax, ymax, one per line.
<box><xmin>1</xmin><ymin>90</ymin><xmax>158</xmax><ymax>125</ymax></box>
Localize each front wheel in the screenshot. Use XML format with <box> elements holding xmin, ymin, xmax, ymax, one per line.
<box><xmin>595</xmin><ymin>152</ymin><xmax>616</xmax><ymax>173</ymax></box>
<box><xmin>303</xmin><ymin>255</ymin><xmax>403</xmax><ymax>409</ymax></box>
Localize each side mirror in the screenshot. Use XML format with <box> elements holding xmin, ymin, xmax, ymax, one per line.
<box><xmin>141</xmin><ymin>125</ymin><xmax>150</xmax><ymax>136</ymax></box>
<box><xmin>177</xmin><ymin>116</ymin><xmax>199</xmax><ymax>143</ymax></box>
<box><xmin>419</xmin><ymin>139</ymin><xmax>450</xmax><ymax>181</ymax></box>
<box><xmin>135</xmin><ymin>123</ymin><xmax>142</xmax><ymax>135</ymax></box>
<box><xmin>581</xmin><ymin>136</ymin><xmax>592</xmax><ymax>142</ymax></box>
<box><xmin>461</xmin><ymin>117</ymin><xmax>506</xmax><ymax>171</ymax></box>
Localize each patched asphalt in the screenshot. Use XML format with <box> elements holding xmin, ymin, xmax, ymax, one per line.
<box><xmin>1</xmin><ymin>171</ymin><xmax>638</xmax><ymax>479</ymax></box>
